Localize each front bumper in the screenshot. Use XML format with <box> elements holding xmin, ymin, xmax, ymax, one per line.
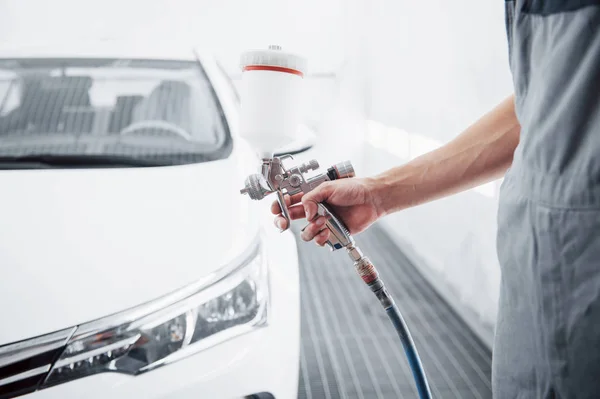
<box><xmin>23</xmin><ymin>230</ymin><xmax>300</xmax><ymax>399</ymax></box>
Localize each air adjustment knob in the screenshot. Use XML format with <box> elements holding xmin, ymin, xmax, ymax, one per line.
<box><xmin>289</xmin><ymin>174</ymin><xmax>303</xmax><ymax>187</ymax></box>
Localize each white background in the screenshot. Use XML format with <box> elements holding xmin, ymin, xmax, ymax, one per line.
<box><xmin>0</xmin><ymin>0</ymin><xmax>514</xmax><ymax>342</ymax></box>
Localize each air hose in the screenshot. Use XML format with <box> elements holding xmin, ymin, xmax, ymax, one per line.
<box><xmin>354</xmin><ymin>253</ymin><xmax>433</xmax><ymax>399</ymax></box>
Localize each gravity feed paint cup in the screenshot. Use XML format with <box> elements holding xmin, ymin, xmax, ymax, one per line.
<box><xmin>239</xmin><ymin>45</ymin><xmax>308</xmax><ymax>159</ymax></box>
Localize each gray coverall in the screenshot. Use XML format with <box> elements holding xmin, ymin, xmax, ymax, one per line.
<box><xmin>493</xmin><ymin>1</ymin><xmax>600</xmax><ymax>398</ymax></box>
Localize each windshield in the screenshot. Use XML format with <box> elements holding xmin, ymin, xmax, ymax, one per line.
<box><xmin>0</xmin><ymin>58</ymin><xmax>231</xmax><ymax>166</ymax></box>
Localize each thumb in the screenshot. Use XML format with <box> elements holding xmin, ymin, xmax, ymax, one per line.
<box><xmin>302</xmin><ymin>182</ymin><xmax>334</xmax><ymax>221</ymax></box>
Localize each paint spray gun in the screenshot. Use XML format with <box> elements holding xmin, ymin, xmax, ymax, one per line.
<box><xmin>237</xmin><ymin>45</ymin><xmax>367</xmax><ymax>267</ymax></box>
<box><xmin>237</xmin><ymin>46</ymin><xmax>432</xmax><ymax>399</ymax></box>
<box><xmin>240</xmin><ymin>156</ymin><xmax>357</xmax><ymax>251</ymax></box>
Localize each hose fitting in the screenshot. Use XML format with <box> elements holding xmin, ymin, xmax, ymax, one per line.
<box><xmin>354</xmin><ymin>256</ymin><xmax>379</xmax><ymax>284</ymax></box>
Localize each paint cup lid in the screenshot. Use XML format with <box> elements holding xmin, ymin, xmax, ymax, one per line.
<box><xmin>240</xmin><ymin>45</ymin><xmax>307</xmax><ymax>77</ymax></box>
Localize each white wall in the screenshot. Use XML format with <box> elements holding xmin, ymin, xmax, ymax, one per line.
<box><xmin>361</xmin><ymin>0</ymin><xmax>514</xmax><ymax>344</ymax></box>
<box><xmin>0</xmin><ymin>0</ymin><xmax>344</xmax><ymax>72</ymax></box>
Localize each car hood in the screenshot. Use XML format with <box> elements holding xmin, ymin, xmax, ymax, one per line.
<box><xmin>0</xmin><ymin>158</ymin><xmax>261</xmax><ymax>345</ymax></box>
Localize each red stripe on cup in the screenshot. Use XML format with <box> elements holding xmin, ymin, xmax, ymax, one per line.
<box><xmin>243</xmin><ymin>65</ymin><xmax>304</xmax><ymax>77</ymax></box>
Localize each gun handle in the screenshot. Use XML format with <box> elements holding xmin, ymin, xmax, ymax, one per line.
<box><xmin>317</xmin><ymin>203</ymin><xmax>354</xmax><ymax>251</ymax></box>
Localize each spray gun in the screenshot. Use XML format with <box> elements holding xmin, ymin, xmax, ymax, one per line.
<box><xmin>240</xmin><ymin>157</ymin><xmax>357</xmax><ymax>251</ymax></box>
<box><xmin>238</xmin><ymin>46</ymin><xmax>432</xmax><ymax>399</ymax></box>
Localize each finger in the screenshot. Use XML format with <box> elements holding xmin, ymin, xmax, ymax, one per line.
<box><xmin>273</xmin><ymin>215</ymin><xmax>288</xmax><ymax>231</ymax></box>
<box><xmin>287</xmin><ymin>204</ymin><xmax>307</xmax><ymax>220</ymax></box>
<box><xmin>302</xmin><ymin>182</ymin><xmax>334</xmax><ymax>221</ymax></box>
<box><xmin>272</xmin><ymin>205</ymin><xmax>308</xmax><ymax>229</ymax></box>
<box><xmin>315</xmin><ymin>229</ymin><xmax>331</xmax><ymax>247</ymax></box>
<box><xmin>300</xmin><ymin>217</ymin><xmax>327</xmax><ymax>241</ymax></box>
<box><xmin>270</xmin><ymin>192</ymin><xmax>304</xmax><ymax>214</ymax></box>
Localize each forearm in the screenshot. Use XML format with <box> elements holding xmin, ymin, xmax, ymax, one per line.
<box><xmin>373</xmin><ymin>94</ymin><xmax>520</xmax><ymax>215</ymax></box>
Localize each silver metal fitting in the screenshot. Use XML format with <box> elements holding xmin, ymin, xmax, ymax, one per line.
<box><xmin>332</xmin><ymin>161</ymin><xmax>355</xmax><ymax>179</ymax></box>
<box><xmin>299</xmin><ymin>160</ymin><xmax>319</xmax><ymax>173</ymax></box>
<box><xmin>346</xmin><ymin>245</ymin><xmax>364</xmax><ymax>262</ymax></box>
<box><xmin>240</xmin><ymin>174</ymin><xmax>272</xmax><ymax>200</ymax></box>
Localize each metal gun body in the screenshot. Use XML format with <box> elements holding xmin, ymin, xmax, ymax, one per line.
<box><xmin>240</xmin><ymin>155</ymin><xmax>355</xmax><ymax>253</ymax></box>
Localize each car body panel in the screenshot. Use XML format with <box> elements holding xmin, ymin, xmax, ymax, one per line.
<box><xmin>0</xmin><ymin>155</ymin><xmax>261</xmax><ymax>345</ymax></box>
<box><xmin>22</xmin><ymin>227</ymin><xmax>301</xmax><ymax>399</ymax></box>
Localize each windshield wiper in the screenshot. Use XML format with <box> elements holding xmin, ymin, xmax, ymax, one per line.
<box><xmin>0</xmin><ymin>154</ymin><xmax>169</xmax><ymax>169</ymax></box>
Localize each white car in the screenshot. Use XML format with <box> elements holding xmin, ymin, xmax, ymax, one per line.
<box><xmin>0</xmin><ymin>43</ymin><xmax>311</xmax><ymax>399</ymax></box>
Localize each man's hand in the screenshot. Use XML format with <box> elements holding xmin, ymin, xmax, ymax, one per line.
<box><xmin>271</xmin><ymin>178</ymin><xmax>385</xmax><ymax>246</ymax></box>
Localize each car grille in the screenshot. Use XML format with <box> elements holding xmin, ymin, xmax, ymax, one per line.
<box><xmin>0</xmin><ymin>328</ymin><xmax>74</xmax><ymax>399</ymax></box>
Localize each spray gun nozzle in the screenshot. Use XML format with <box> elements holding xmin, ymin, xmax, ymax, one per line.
<box><xmin>240</xmin><ymin>173</ymin><xmax>272</xmax><ymax>200</ymax></box>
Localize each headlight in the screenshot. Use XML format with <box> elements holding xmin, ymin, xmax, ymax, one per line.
<box><xmin>41</xmin><ymin>240</ymin><xmax>268</xmax><ymax>388</ymax></box>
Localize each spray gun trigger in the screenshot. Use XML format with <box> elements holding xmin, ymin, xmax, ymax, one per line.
<box><xmin>276</xmin><ymin>190</ymin><xmax>291</xmax><ymax>232</ymax></box>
